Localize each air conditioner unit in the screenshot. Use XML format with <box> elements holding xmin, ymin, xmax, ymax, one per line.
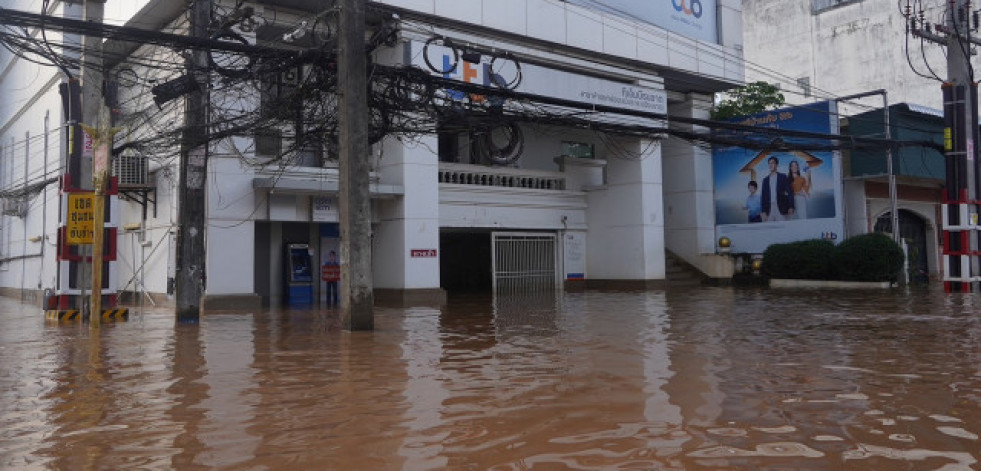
<box><xmin>112</xmin><ymin>153</ymin><xmax>150</xmax><ymax>188</ymax></box>
<box><xmin>1</xmin><ymin>199</ymin><xmax>27</xmax><ymax>218</ymax></box>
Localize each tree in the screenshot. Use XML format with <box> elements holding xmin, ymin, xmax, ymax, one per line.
<box><xmin>711</xmin><ymin>81</ymin><xmax>786</xmax><ymax>120</ymax></box>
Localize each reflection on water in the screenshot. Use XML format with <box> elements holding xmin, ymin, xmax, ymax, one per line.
<box><xmin>1</xmin><ymin>286</ymin><xmax>981</xmax><ymax>470</ymax></box>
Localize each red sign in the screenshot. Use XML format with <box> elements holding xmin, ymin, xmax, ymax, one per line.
<box><xmin>321</xmin><ymin>264</ymin><xmax>340</xmax><ymax>282</ymax></box>
<box><xmin>411</xmin><ymin>249</ymin><xmax>437</xmax><ymax>258</ymax></box>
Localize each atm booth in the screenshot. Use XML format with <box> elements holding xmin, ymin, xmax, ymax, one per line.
<box><xmin>286</xmin><ymin>243</ymin><xmax>314</xmax><ymax>305</ymax></box>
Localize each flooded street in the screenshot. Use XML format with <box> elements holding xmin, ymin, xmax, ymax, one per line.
<box><xmin>2</xmin><ymin>287</ymin><xmax>980</xmax><ymax>470</ymax></box>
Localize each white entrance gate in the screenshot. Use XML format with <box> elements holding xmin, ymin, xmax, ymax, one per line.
<box><xmin>491</xmin><ymin>232</ymin><xmax>559</xmax><ymax>292</ymax></box>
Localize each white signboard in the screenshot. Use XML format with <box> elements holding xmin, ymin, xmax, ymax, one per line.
<box><xmin>566</xmin><ymin>0</ymin><xmax>719</xmax><ymax>44</ymax></box>
<box><xmin>563</xmin><ymin>232</ymin><xmax>586</xmax><ymax>280</ymax></box>
<box><xmin>81</xmin><ymin>129</ymin><xmax>94</xmax><ymax>160</ymax></box>
<box><xmin>408</xmin><ymin>42</ymin><xmax>667</xmax><ymax>118</ymax></box>
<box><xmin>312</xmin><ymin>196</ymin><xmax>338</xmax><ymax>222</ymax></box>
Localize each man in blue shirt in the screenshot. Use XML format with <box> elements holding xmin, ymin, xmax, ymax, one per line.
<box><xmin>761</xmin><ymin>156</ymin><xmax>795</xmax><ymax>221</ymax></box>
<box><xmin>745</xmin><ymin>180</ymin><xmax>762</xmax><ymax>223</ymax></box>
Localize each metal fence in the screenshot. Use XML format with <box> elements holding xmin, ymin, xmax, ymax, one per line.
<box><xmin>492</xmin><ymin>232</ymin><xmax>558</xmax><ymax>292</ymax></box>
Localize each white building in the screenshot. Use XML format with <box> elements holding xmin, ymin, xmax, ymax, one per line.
<box><xmin>743</xmin><ymin>0</ymin><xmax>949</xmax><ymax>280</ymax></box>
<box><xmin>0</xmin><ymin>0</ymin><xmax>745</xmax><ymax>309</ymax></box>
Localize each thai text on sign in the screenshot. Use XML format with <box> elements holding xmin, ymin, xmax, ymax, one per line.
<box><xmin>67</xmin><ymin>193</ymin><xmax>95</xmax><ymax>245</ymax></box>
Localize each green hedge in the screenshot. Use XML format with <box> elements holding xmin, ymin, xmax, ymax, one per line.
<box><xmin>762</xmin><ymin>239</ymin><xmax>836</xmax><ymax>280</ymax></box>
<box><xmin>762</xmin><ymin>234</ymin><xmax>904</xmax><ymax>282</ymax></box>
<box><xmin>831</xmin><ymin>233</ymin><xmax>905</xmax><ymax>282</ymax></box>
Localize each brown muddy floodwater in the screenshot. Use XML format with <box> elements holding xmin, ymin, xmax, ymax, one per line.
<box><xmin>1</xmin><ymin>286</ymin><xmax>981</xmax><ymax>470</ymax></box>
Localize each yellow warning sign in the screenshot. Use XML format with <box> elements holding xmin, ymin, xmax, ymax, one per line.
<box><xmin>67</xmin><ymin>193</ymin><xmax>94</xmax><ymax>245</ymax></box>
<box><xmin>945</xmin><ymin>127</ymin><xmax>953</xmax><ymax>151</ymax></box>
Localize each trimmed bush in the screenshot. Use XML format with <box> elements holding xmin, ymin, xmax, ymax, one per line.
<box><xmin>832</xmin><ymin>233</ymin><xmax>905</xmax><ymax>282</ymax></box>
<box><xmin>762</xmin><ymin>239</ymin><xmax>836</xmax><ymax>280</ymax></box>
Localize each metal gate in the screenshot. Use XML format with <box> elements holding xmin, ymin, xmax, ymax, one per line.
<box><xmin>491</xmin><ymin>232</ymin><xmax>558</xmax><ymax>292</ymax></box>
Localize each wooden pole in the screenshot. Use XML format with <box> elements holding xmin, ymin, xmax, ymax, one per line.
<box><xmin>80</xmin><ymin>0</ymin><xmax>105</xmax><ymax>325</ymax></box>
<box><xmin>82</xmin><ymin>119</ymin><xmax>119</xmax><ymax>327</ymax></box>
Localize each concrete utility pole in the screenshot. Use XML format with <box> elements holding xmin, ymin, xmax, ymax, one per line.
<box><xmin>80</xmin><ymin>0</ymin><xmax>104</xmax><ymax>324</ymax></box>
<box><xmin>175</xmin><ymin>0</ymin><xmax>210</xmax><ymax>321</ymax></box>
<box><xmin>941</xmin><ymin>0</ymin><xmax>978</xmax><ymax>293</ymax></box>
<box><xmin>912</xmin><ymin>0</ymin><xmax>980</xmax><ymax>292</ymax></box>
<box><xmin>338</xmin><ymin>0</ymin><xmax>374</xmax><ymax>330</ymax></box>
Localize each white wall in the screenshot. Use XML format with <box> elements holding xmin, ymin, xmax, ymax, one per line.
<box><xmin>743</xmin><ymin>0</ymin><xmax>944</xmax><ymax>111</ymax></box>
<box><xmin>843</xmin><ymin>179</ymin><xmax>869</xmax><ymax>237</ymax></box>
<box><xmin>378</xmin><ymin>0</ymin><xmax>744</xmax><ymax>83</ymax></box>
<box><xmin>374</xmin><ymin>135</ymin><xmax>441</xmax><ymax>290</ymax></box>
<box><xmin>0</xmin><ymin>0</ymin><xmax>78</xmax><ymax>295</ymax></box>
<box><xmin>662</xmin><ymin>94</ymin><xmax>732</xmax><ymax>277</ymax></box>
<box><xmin>585</xmin><ymin>137</ymin><xmax>665</xmax><ymax>280</ymax></box>
<box><xmin>111</xmin><ymin>18</ymin><xmax>187</xmax><ymax>298</ymax></box>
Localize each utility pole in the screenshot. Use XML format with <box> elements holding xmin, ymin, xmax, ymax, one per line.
<box><xmin>80</xmin><ymin>0</ymin><xmax>104</xmax><ymax>324</ymax></box>
<box><xmin>338</xmin><ymin>0</ymin><xmax>374</xmax><ymax>330</ymax></box>
<box><xmin>175</xmin><ymin>0</ymin><xmax>210</xmax><ymax>321</ymax></box>
<box><xmin>910</xmin><ymin>0</ymin><xmax>979</xmax><ymax>292</ymax></box>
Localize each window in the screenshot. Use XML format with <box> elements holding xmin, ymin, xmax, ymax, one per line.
<box><xmin>253</xmin><ymin>25</ymin><xmax>324</xmax><ymax>167</ymax></box>
<box><xmin>561</xmin><ymin>141</ymin><xmax>595</xmax><ymax>159</ymax></box>
<box><xmin>797</xmin><ymin>77</ymin><xmax>812</xmax><ymax>98</ymax></box>
<box><xmin>813</xmin><ymin>0</ymin><xmax>862</xmax><ymax>13</ymax></box>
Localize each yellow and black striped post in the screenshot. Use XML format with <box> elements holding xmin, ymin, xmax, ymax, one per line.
<box><xmin>44</xmin><ymin>308</ymin><xmax>129</xmax><ymax>322</ymax></box>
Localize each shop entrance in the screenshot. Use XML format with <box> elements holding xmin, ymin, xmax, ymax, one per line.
<box><xmin>440</xmin><ymin>231</ymin><xmax>493</xmax><ymax>293</ymax></box>
<box><xmin>440</xmin><ymin>231</ymin><xmax>560</xmax><ymax>294</ymax></box>
<box><xmin>875</xmin><ymin>209</ymin><xmax>930</xmax><ymax>283</ymax></box>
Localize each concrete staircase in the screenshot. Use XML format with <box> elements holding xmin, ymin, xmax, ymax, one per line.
<box><xmin>665</xmin><ymin>251</ymin><xmax>708</xmax><ymax>287</ymax></box>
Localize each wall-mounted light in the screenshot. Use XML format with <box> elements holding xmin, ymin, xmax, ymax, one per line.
<box><xmin>718</xmin><ymin>236</ymin><xmax>732</xmax><ymax>254</ymax></box>
<box><xmin>28</xmin><ymin>236</ymin><xmax>42</xmax><ymax>243</ymax></box>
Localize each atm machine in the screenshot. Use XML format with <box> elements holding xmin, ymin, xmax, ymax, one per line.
<box><xmin>286</xmin><ymin>243</ymin><xmax>314</xmax><ymax>305</ymax></box>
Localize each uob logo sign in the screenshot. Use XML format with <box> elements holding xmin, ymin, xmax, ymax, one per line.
<box><xmin>672</xmin><ymin>0</ymin><xmax>703</xmax><ymax>18</ymax></box>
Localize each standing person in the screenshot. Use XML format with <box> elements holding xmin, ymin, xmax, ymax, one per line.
<box><xmin>322</xmin><ymin>250</ymin><xmax>340</xmax><ymax>307</ymax></box>
<box><xmin>761</xmin><ymin>156</ymin><xmax>794</xmax><ymax>221</ymax></box>
<box><xmin>745</xmin><ymin>180</ymin><xmax>762</xmax><ymax>223</ymax></box>
<box><xmin>788</xmin><ymin>159</ymin><xmax>810</xmax><ymax>220</ymax></box>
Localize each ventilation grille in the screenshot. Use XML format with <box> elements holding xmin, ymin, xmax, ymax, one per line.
<box><xmin>112</xmin><ymin>154</ymin><xmax>150</xmax><ymax>188</ymax></box>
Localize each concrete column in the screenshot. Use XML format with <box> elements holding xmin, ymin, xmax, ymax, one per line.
<box><xmin>338</xmin><ymin>0</ymin><xmax>373</xmax><ymax>328</ymax></box>
<box><xmin>373</xmin><ymin>135</ymin><xmax>443</xmax><ymax>304</ymax></box>
<box><xmin>202</xmin><ymin>221</ymin><xmax>258</xmax><ymax>310</ymax></box>
<box><xmin>842</xmin><ymin>179</ymin><xmax>868</xmax><ymax>237</ymax></box>
<box><xmin>662</xmin><ymin>94</ymin><xmax>730</xmax><ymax>277</ymax></box>
<box><xmin>585</xmin><ymin>136</ymin><xmax>665</xmax><ymax>282</ymax></box>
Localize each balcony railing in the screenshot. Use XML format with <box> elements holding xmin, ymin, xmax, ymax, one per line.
<box><xmin>438</xmin><ymin>163</ymin><xmax>565</xmax><ymax>191</ymax></box>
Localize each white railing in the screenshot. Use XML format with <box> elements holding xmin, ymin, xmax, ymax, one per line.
<box><xmin>254</xmin><ymin>164</ymin><xmax>382</xmax><ymax>184</ymax></box>
<box><xmin>438</xmin><ymin>163</ymin><xmax>565</xmax><ymax>191</ymax></box>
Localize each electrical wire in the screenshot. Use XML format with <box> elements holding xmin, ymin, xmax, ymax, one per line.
<box><xmin>0</xmin><ymin>1</ymin><xmax>949</xmax><ymax>225</ymax></box>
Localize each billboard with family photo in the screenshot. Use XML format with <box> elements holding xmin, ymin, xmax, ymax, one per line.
<box><xmin>713</xmin><ymin>101</ymin><xmax>844</xmax><ymax>254</ymax></box>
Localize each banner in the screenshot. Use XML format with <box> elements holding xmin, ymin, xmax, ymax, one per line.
<box><xmin>406</xmin><ymin>41</ymin><xmax>667</xmax><ymax>118</ymax></box>
<box><xmin>565</xmin><ymin>0</ymin><xmax>719</xmax><ymax>44</ymax></box>
<box><xmin>713</xmin><ymin>102</ymin><xmax>844</xmax><ymax>253</ymax></box>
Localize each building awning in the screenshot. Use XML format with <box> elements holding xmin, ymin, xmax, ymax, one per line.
<box><xmin>848</xmin><ymin>103</ymin><xmax>946</xmax><ymax>181</ymax></box>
